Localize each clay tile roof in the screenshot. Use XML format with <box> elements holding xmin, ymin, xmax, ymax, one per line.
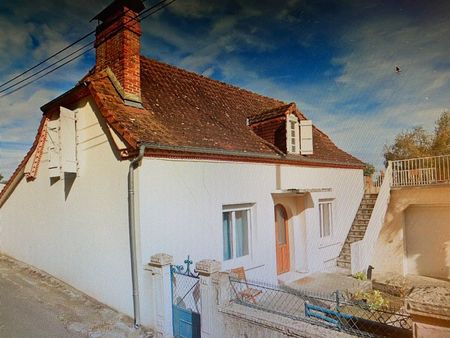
<box><xmin>83</xmin><ymin>56</ymin><xmax>364</xmax><ymax>167</ymax></box>
<box><xmin>247</xmin><ymin>103</ymin><xmax>295</xmax><ymax>125</ymax></box>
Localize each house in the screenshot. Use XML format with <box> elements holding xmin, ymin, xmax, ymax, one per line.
<box><xmin>338</xmin><ymin>154</ymin><xmax>450</xmax><ymax>282</ymax></box>
<box><xmin>0</xmin><ymin>0</ymin><xmax>365</xmax><ymax>329</ymax></box>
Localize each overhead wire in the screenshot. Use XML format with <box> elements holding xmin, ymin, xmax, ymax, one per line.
<box><xmin>0</xmin><ymin>0</ymin><xmax>154</xmax><ymax>91</ymax></box>
<box><xmin>0</xmin><ymin>0</ymin><xmax>175</xmax><ymax>99</ymax></box>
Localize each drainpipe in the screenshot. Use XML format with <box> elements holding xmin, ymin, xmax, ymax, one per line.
<box><xmin>128</xmin><ymin>144</ymin><xmax>145</xmax><ymax>328</ymax></box>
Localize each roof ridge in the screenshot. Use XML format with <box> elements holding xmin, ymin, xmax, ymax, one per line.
<box><xmin>140</xmin><ymin>55</ymin><xmax>286</xmax><ymax>106</ymax></box>
<box><xmin>249</xmin><ymin>102</ymin><xmax>294</xmax><ymax>118</ymax></box>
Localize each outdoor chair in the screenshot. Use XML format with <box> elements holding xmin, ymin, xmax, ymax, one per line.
<box><xmin>230</xmin><ymin>266</ymin><xmax>262</xmax><ymax>303</ymax></box>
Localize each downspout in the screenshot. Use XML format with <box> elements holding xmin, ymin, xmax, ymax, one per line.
<box><xmin>128</xmin><ymin>144</ymin><xmax>145</xmax><ymax>328</ymax></box>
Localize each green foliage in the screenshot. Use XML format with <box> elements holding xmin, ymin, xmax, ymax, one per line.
<box><xmin>363</xmin><ymin>163</ymin><xmax>375</xmax><ymax>177</ymax></box>
<box><xmin>384</xmin><ymin>111</ymin><xmax>450</xmax><ymax>165</ymax></box>
<box><xmin>353</xmin><ymin>271</ymin><xmax>367</xmax><ymax>281</ymax></box>
<box><xmin>353</xmin><ymin>290</ymin><xmax>389</xmax><ymax>311</ymax></box>
<box><xmin>384</xmin><ymin>127</ymin><xmax>432</xmax><ymax>165</ymax></box>
<box><xmin>432</xmin><ymin>111</ymin><xmax>450</xmax><ymax>155</ymax></box>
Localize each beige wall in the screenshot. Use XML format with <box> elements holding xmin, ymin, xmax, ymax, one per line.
<box><xmin>372</xmin><ymin>185</ymin><xmax>450</xmax><ymax>279</ymax></box>
<box><xmin>405</xmin><ymin>206</ymin><xmax>450</xmax><ymax>279</ymax></box>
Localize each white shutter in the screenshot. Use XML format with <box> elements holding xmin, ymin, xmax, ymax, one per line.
<box><xmin>300</xmin><ymin>120</ymin><xmax>313</xmax><ymax>155</ymax></box>
<box><xmin>47</xmin><ymin>119</ymin><xmax>60</xmax><ymax>177</ymax></box>
<box><xmin>60</xmin><ymin>107</ymin><xmax>77</xmax><ymax>174</ymax></box>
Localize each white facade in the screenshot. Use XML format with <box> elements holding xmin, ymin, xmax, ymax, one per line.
<box><xmin>0</xmin><ymin>97</ymin><xmax>133</xmax><ymax>317</ymax></box>
<box><xmin>0</xmin><ymin>97</ymin><xmax>364</xmax><ymax>328</ymax></box>
<box><xmin>137</xmin><ymin>158</ymin><xmax>363</xmax><ymax>325</ymax></box>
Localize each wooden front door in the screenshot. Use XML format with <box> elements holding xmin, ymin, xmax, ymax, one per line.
<box><xmin>275</xmin><ymin>204</ymin><xmax>290</xmax><ymax>275</ymax></box>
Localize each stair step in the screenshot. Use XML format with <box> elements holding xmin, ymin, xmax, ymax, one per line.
<box><xmin>337</xmin><ymin>193</ymin><xmax>379</xmax><ymax>270</ymax></box>
<box><xmin>340</xmin><ymin>249</ymin><xmax>350</xmax><ymax>256</ymax></box>
<box><xmin>337</xmin><ymin>260</ymin><xmax>351</xmax><ymax>269</ymax></box>
<box><xmin>353</xmin><ymin>220</ymin><xmax>369</xmax><ymax>226</ymax></box>
<box><xmin>338</xmin><ymin>254</ymin><xmax>350</xmax><ymax>261</ymax></box>
<box><xmin>348</xmin><ymin>234</ymin><xmax>364</xmax><ymax>242</ymax></box>
<box><xmin>361</xmin><ymin>205</ymin><xmax>375</xmax><ymax>209</ymax></box>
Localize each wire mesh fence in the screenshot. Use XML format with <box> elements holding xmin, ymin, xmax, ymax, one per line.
<box><xmin>229</xmin><ymin>276</ymin><xmax>412</xmax><ymax>338</ymax></box>
<box><xmin>171</xmin><ymin>267</ymin><xmax>201</xmax><ymax>314</ymax></box>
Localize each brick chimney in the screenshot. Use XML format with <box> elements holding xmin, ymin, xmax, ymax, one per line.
<box><xmin>93</xmin><ymin>0</ymin><xmax>145</xmax><ymax>103</ymax></box>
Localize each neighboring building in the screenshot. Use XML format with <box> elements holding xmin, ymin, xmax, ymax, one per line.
<box><xmin>0</xmin><ymin>0</ymin><xmax>364</xmax><ymax>329</ymax></box>
<box><xmin>371</xmin><ymin>157</ymin><xmax>450</xmax><ymax>280</ymax></box>
<box><xmin>346</xmin><ymin>155</ymin><xmax>450</xmax><ymax>281</ymax></box>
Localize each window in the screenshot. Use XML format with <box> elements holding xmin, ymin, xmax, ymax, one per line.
<box><xmin>286</xmin><ymin>114</ymin><xmax>300</xmax><ymax>154</ymax></box>
<box><xmin>319</xmin><ymin>200</ymin><xmax>333</xmax><ymax>238</ymax></box>
<box><xmin>222</xmin><ymin>205</ymin><xmax>252</xmax><ymax>261</ymax></box>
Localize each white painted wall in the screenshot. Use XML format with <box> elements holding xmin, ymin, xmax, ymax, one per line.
<box><xmin>137</xmin><ymin>158</ymin><xmax>363</xmax><ymax>326</ymax></box>
<box><xmin>280</xmin><ymin>166</ymin><xmax>364</xmax><ymax>272</ymax></box>
<box><xmin>0</xmin><ymin>97</ymin><xmax>133</xmax><ymax>317</ymax></box>
<box><xmin>0</xmin><ymin>94</ymin><xmax>363</xmax><ymax>330</ymax></box>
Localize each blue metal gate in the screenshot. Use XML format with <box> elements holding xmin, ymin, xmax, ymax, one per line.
<box><xmin>171</xmin><ymin>256</ymin><xmax>201</xmax><ymax>338</ymax></box>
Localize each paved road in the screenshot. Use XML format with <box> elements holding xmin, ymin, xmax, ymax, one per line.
<box><xmin>0</xmin><ymin>255</ymin><xmax>152</xmax><ymax>338</ymax></box>
<box><xmin>0</xmin><ymin>275</ymin><xmax>81</xmax><ymax>338</ymax></box>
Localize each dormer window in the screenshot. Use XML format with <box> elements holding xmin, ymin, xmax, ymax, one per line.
<box><xmin>287</xmin><ymin>114</ymin><xmax>300</xmax><ymax>154</ymax></box>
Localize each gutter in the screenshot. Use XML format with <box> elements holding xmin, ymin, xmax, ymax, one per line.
<box><xmin>128</xmin><ymin>144</ymin><xmax>145</xmax><ymax>328</ymax></box>
<box><xmin>140</xmin><ymin>142</ymin><xmax>364</xmax><ymax>169</ymax></box>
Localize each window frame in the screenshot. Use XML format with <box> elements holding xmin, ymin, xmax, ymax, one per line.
<box><xmin>222</xmin><ymin>204</ymin><xmax>253</xmax><ymax>263</ymax></box>
<box><xmin>318</xmin><ymin>199</ymin><xmax>334</xmax><ymax>242</ymax></box>
<box><xmin>286</xmin><ymin>114</ymin><xmax>300</xmax><ymax>154</ymax></box>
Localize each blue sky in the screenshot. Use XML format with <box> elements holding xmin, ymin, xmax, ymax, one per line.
<box><xmin>0</xmin><ymin>0</ymin><xmax>449</xmax><ymax>179</ymax></box>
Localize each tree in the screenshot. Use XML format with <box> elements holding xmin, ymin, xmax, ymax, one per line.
<box><xmin>432</xmin><ymin>111</ymin><xmax>450</xmax><ymax>155</ymax></box>
<box><xmin>383</xmin><ymin>126</ymin><xmax>432</xmax><ymax>165</ymax></box>
<box><xmin>363</xmin><ymin>163</ymin><xmax>375</xmax><ymax>177</ymax></box>
<box><xmin>383</xmin><ymin>111</ymin><xmax>450</xmax><ymax>165</ymax></box>
<box><xmin>0</xmin><ymin>172</ymin><xmax>3</xmax><ymax>182</ymax></box>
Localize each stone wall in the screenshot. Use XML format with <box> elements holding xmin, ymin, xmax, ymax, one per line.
<box><xmin>144</xmin><ymin>255</ymin><xmax>352</xmax><ymax>338</ymax></box>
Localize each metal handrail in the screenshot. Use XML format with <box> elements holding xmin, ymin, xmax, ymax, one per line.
<box><xmin>391</xmin><ymin>154</ymin><xmax>450</xmax><ymax>187</ymax></box>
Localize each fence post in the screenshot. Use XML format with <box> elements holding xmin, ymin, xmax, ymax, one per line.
<box><xmin>145</xmin><ymin>253</ymin><xmax>174</xmax><ymax>338</ymax></box>
<box><xmin>195</xmin><ymin>259</ymin><xmax>222</xmax><ymax>337</ymax></box>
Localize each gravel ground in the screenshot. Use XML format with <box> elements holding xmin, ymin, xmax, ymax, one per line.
<box><xmin>0</xmin><ymin>254</ymin><xmax>153</xmax><ymax>338</ymax></box>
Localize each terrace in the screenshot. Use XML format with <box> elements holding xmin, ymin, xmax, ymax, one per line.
<box><xmin>391</xmin><ymin>154</ymin><xmax>450</xmax><ymax>188</ymax></box>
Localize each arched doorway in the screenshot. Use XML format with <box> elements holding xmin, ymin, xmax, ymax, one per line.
<box><xmin>275</xmin><ymin>204</ymin><xmax>290</xmax><ymax>274</ymax></box>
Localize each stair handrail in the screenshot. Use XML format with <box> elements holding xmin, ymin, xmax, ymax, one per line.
<box><xmin>350</xmin><ymin>162</ymin><xmax>393</xmax><ymax>274</ymax></box>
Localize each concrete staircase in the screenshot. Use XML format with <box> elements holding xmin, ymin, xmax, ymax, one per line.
<box><xmin>337</xmin><ymin>193</ymin><xmax>378</xmax><ymax>269</ymax></box>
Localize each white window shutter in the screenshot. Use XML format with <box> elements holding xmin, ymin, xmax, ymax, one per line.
<box><xmin>300</xmin><ymin>120</ymin><xmax>313</xmax><ymax>155</ymax></box>
<box><xmin>60</xmin><ymin>107</ymin><xmax>78</xmax><ymax>174</ymax></box>
<box><xmin>47</xmin><ymin>119</ymin><xmax>60</xmax><ymax>177</ymax></box>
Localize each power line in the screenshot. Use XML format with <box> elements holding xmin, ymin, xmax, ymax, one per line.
<box><xmin>0</xmin><ymin>47</ymin><xmax>95</xmax><ymax>98</ymax></box>
<box><xmin>0</xmin><ymin>41</ymin><xmax>92</xmax><ymax>95</ymax></box>
<box><xmin>0</xmin><ymin>0</ymin><xmax>173</xmax><ymax>98</ymax></box>
<box><xmin>0</xmin><ymin>0</ymin><xmax>154</xmax><ymax>91</ymax></box>
<box><xmin>0</xmin><ymin>30</ymin><xmax>95</xmax><ymax>91</ymax></box>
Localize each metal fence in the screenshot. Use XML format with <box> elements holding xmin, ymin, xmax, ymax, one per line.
<box><xmin>391</xmin><ymin>155</ymin><xmax>450</xmax><ymax>187</ymax></box>
<box><xmin>229</xmin><ymin>276</ymin><xmax>412</xmax><ymax>338</ymax></box>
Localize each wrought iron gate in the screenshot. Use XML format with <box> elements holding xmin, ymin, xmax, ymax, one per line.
<box><xmin>171</xmin><ymin>256</ymin><xmax>201</xmax><ymax>338</ymax></box>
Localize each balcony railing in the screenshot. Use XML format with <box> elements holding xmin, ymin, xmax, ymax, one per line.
<box><xmin>391</xmin><ymin>155</ymin><xmax>450</xmax><ymax>187</ymax></box>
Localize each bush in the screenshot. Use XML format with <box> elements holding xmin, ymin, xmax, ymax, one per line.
<box><xmin>352</xmin><ymin>290</ymin><xmax>389</xmax><ymax>311</ymax></box>
<box><xmin>363</xmin><ymin>163</ymin><xmax>375</xmax><ymax>177</ymax></box>
<box><xmin>353</xmin><ymin>272</ymin><xmax>367</xmax><ymax>281</ymax></box>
